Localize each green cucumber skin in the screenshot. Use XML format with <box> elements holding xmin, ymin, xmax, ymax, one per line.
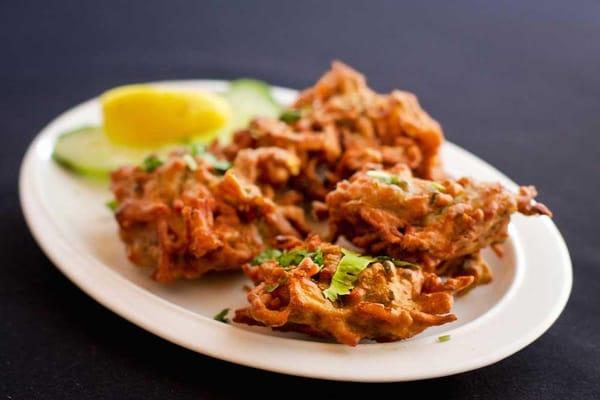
<box><xmin>51</xmin><ymin>80</ymin><xmax>282</xmax><ymax>178</ymax></box>
<box><xmin>228</xmin><ymin>79</ymin><xmax>280</xmax><ymax>105</ymax></box>
<box><xmin>51</xmin><ymin>151</ymin><xmax>110</xmax><ymax>179</ymax></box>
<box><xmin>52</xmin><ymin>126</ymin><xmax>112</xmax><ymax>179</ymax></box>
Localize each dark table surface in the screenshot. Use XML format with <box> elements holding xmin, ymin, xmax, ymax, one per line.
<box><xmin>2</xmin><ymin>1</ymin><xmax>599</xmax><ymax>398</ymax></box>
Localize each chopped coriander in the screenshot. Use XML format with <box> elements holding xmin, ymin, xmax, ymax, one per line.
<box><xmin>279</xmin><ymin>109</ymin><xmax>301</xmax><ymax>124</ymax></box>
<box><xmin>188</xmin><ymin>143</ymin><xmax>232</xmax><ymax>174</ymax></box>
<box><xmin>390</xmin><ymin>176</ymin><xmax>409</xmax><ymax>191</ymax></box>
<box><xmin>366</xmin><ymin>170</ymin><xmax>392</xmax><ymax>183</ymax></box>
<box><xmin>437</xmin><ymin>334</ymin><xmax>451</xmax><ymax>343</ymax></box>
<box><xmin>277</xmin><ymin>248</ymin><xmax>325</xmax><ymax>268</ymax></box>
<box><xmin>311</xmin><ymin>248</ymin><xmax>324</xmax><ymax>268</ymax></box>
<box><xmin>213</xmin><ymin>308</ymin><xmax>230</xmax><ymax>323</ymax></box>
<box><xmin>375</xmin><ymin>256</ymin><xmax>420</xmax><ymax>269</ymax></box>
<box><xmin>278</xmin><ymin>249</ymin><xmax>309</xmax><ymax>268</ymax></box>
<box><xmin>366</xmin><ymin>170</ymin><xmax>408</xmax><ymax>190</ymax></box>
<box><xmin>105</xmin><ymin>199</ymin><xmax>118</xmax><ymax>212</ymax></box>
<box><xmin>142</xmin><ymin>155</ymin><xmax>163</xmax><ymax>172</ymax></box>
<box><xmin>251</xmin><ymin>248</ymin><xmax>283</xmax><ymax>265</ymax></box>
<box><xmin>182</xmin><ymin>154</ymin><xmax>198</xmax><ymax>171</ymax></box>
<box><xmin>210</xmin><ymin>159</ymin><xmax>232</xmax><ymax>174</ymax></box>
<box><xmin>265</xmin><ymin>283</ymin><xmax>280</xmax><ymax>293</ymax></box>
<box><xmin>189</xmin><ymin>143</ymin><xmax>204</xmax><ymax>157</ymax></box>
<box><xmin>201</xmin><ymin>152</ymin><xmax>231</xmax><ymax>174</ymax></box>
<box><xmin>323</xmin><ymin>249</ymin><xmax>375</xmax><ymax>302</ymax></box>
<box><xmin>431</xmin><ymin>182</ymin><xmax>446</xmax><ymax>192</ymax></box>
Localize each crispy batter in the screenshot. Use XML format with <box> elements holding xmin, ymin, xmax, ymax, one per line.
<box><xmin>111</xmin><ymin>148</ymin><xmax>307</xmax><ymax>282</ymax></box>
<box><xmin>224</xmin><ymin>61</ymin><xmax>444</xmax><ymax>202</ymax></box>
<box><xmin>110</xmin><ymin>61</ymin><xmax>553</xmax><ymax>345</ymax></box>
<box><xmin>325</xmin><ymin>166</ymin><xmax>551</xmax><ymax>284</ymax></box>
<box><xmin>234</xmin><ymin>236</ymin><xmax>473</xmax><ymax>346</ymax></box>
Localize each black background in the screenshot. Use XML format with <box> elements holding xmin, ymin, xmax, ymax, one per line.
<box><xmin>2</xmin><ymin>1</ymin><xmax>599</xmax><ymax>398</ymax></box>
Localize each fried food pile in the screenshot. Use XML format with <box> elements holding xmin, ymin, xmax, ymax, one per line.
<box><xmin>223</xmin><ymin>61</ymin><xmax>444</xmax><ymax>202</ymax></box>
<box><xmin>110</xmin><ymin>61</ymin><xmax>551</xmax><ymax>345</ymax></box>
<box><xmin>111</xmin><ymin>148</ymin><xmax>306</xmax><ymax>282</ymax></box>
<box><xmin>325</xmin><ymin>165</ymin><xmax>551</xmax><ymax>286</ymax></box>
<box><xmin>234</xmin><ymin>236</ymin><xmax>473</xmax><ymax>345</ymax></box>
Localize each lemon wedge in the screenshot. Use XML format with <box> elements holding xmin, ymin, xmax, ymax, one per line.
<box><xmin>101</xmin><ymin>85</ymin><xmax>231</xmax><ymax>148</ymax></box>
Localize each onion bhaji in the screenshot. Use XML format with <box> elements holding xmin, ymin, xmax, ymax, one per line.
<box><xmin>325</xmin><ymin>166</ymin><xmax>551</xmax><ymax>285</ymax></box>
<box><xmin>234</xmin><ymin>236</ymin><xmax>473</xmax><ymax>346</ymax></box>
<box><xmin>224</xmin><ymin>61</ymin><xmax>444</xmax><ymax>202</ymax></box>
<box><xmin>109</xmin><ymin>61</ymin><xmax>553</xmax><ymax>345</ymax></box>
<box><xmin>111</xmin><ymin>148</ymin><xmax>307</xmax><ymax>282</ymax></box>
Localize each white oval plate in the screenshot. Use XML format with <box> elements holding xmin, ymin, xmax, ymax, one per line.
<box><xmin>19</xmin><ymin>81</ymin><xmax>571</xmax><ymax>382</ymax></box>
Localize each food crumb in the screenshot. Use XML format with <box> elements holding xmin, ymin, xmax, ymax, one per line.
<box><xmin>437</xmin><ymin>334</ymin><xmax>451</xmax><ymax>343</ymax></box>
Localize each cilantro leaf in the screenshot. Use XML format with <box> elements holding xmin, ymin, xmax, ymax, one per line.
<box><xmin>213</xmin><ymin>308</ymin><xmax>230</xmax><ymax>323</ymax></box>
<box><xmin>375</xmin><ymin>256</ymin><xmax>420</xmax><ymax>269</ymax></box>
<box><xmin>182</xmin><ymin>154</ymin><xmax>198</xmax><ymax>171</ymax></box>
<box><xmin>310</xmin><ymin>248</ymin><xmax>324</xmax><ymax>267</ymax></box>
<box><xmin>189</xmin><ymin>143</ymin><xmax>204</xmax><ymax>157</ymax></box>
<box><xmin>437</xmin><ymin>334</ymin><xmax>451</xmax><ymax>343</ymax></box>
<box><xmin>280</xmin><ymin>109</ymin><xmax>301</xmax><ymax>124</ymax></box>
<box><xmin>323</xmin><ymin>249</ymin><xmax>375</xmax><ymax>302</ymax></box>
<box><xmin>265</xmin><ymin>283</ymin><xmax>280</xmax><ymax>293</ymax></box>
<box><xmin>105</xmin><ymin>199</ymin><xmax>118</xmax><ymax>212</ymax></box>
<box><xmin>142</xmin><ymin>155</ymin><xmax>163</xmax><ymax>172</ymax></box>
<box><xmin>366</xmin><ymin>170</ymin><xmax>392</xmax><ymax>183</ymax></box>
<box><xmin>277</xmin><ymin>248</ymin><xmax>325</xmax><ymax>268</ymax></box>
<box><xmin>253</xmin><ymin>247</ymin><xmax>325</xmax><ymax>269</ymax></box>
<box><xmin>251</xmin><ymin>248</ymin><xmax>283</xmax><ymax>265</ymax></box>
<box><xmin>366</xmin><ymin>170</ymin><xmax>408</xmax><ymax>190</ymax></box>
<box><xmin>431</xmin><ymin>182</ymin><xmax>446</xmax><ymax>192</ymax></box>
<box><xmin>190</xmin><ymin>144</ymin><xmax>231</xmax><ymax>174</ymax></box>
<box><xmin>277</xmin><ymin>249</ymin><xmax>309</xmax><ymax>268</ymax></box>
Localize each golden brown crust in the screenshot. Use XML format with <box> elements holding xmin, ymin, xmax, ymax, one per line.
<box><xmin>223</xmin><ymin>61</ymin><xmax>445</xmax><ymax>203</ymax></box>
<box><xmin>234</xmin><ymin>236</ymin><xmax>473</xmax><ymax>346</ymax></box>
<box><xmin>107</xmin><ymin>61</ymin><xmax>555</xmax><ymax>345</ymax></box>
<box><xmin>111</xmin><ymin>149</ymin><xmax>307</xmax><ymax>282</ymax></box>
<box><xmin>325</xmin><ymin>169</ymin><xmax>551</xmax><ymax>279</ymax></box>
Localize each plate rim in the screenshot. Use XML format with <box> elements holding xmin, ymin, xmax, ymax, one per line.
<box><xmin>19</xmin><ymin>80</ymin><xmax>572</xmax><ymax>382</ymax></box>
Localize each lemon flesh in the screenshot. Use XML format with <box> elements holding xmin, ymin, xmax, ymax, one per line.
<box><xmin>101</xmin><ymin>85</ymin><xmax>231</xmax><ymax>148</ymax></box>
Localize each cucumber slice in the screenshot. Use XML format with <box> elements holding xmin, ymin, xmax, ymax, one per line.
<box><xmin>53</xmin><ymin>80</ymin><xmax>283</xmax><ymax>177</ymax></box>
<box><xmin>218</xmin><ymin>79</ymin><xmax>281</xmax><ymax>142</ymax></box>
<box><xmin>52</xmin><ymin>126</ymin><xmax>158</xmax><ymax>178</ymax></box>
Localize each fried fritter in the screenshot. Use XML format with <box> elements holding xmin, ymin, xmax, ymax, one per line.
<box><xmin>325</xmin><ymin>166</ymin><xmax>551</xmax><ymax>283</ymax></box>
<box><xmin>234</xmin><ymin>236</ymin><xmax>473</xmax><ymax>346</ymax></box>
<box><xmin>224</xmin><ymin>61</ymin><xmax>444</xmax><ymax>202</ymax></box>
<box><xmin>109</xmin><ymin>61</ymin><xmax>553</xmax><ymax>346</ymax></box>
<box><xmin>111</xmin><ymin>148</ymin><xmax>307</xmax><ymax>282</ymax></box>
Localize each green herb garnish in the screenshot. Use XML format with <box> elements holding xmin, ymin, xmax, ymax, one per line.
<box><xmin>253</xmin><ymin>247</ymin><xmax>325</xmax><ymax>269</ymax></box>
<box><xmin>183</xmin><ymin>154</ymin><xmax>198</xmax><ymax>171</ymax></box>
<box><xmin>437</xmin><ymin>334</ymin><xmax>451</xmax><ymax>343</ymax></box>
<box><xmin>207</xmin><ymin>157</ymin><xmax>232</xmax><ymax>174</ymax></box>
<box><xmin>431</xmin><ymin>182</ymin><xmax>446</xmax><ymax>192</ymax></box>
<box><xmin>366</xmin><ymin>170</ymin><xmax>408</xmax><ymax>190</ymax></box>
<box><xmin>311</xmin><ymin>248</ymin><xmax>324</xmax><ymax>267</ymax></box>
<box><xmin>105</xmin><ymin>199</ymin><xmax>118</xmax><ymax>212</ymax></box>
<box><xmin>323</xmin><ymin>249</ymin><xmax>375</xmax><ymax>302</ymax></box>
<box><xmin>142</xmin><ymin>155</ymin><xmax>163</xmax><ymax>172</ymax></box>
<box><xmin>251</xmin><ymin>248</ymin><xmax>283</xmax><ymax>265</ymax></box>
<box><xmin>189</xmin><ymin>144</ymin><xmax>231</xmax><ymax>174</ymax></box>
<box><xmin>213</xmin><ymin>308</ymin><xmax>230</xmax><ymax>323</ymax></box>
<box><xmin>265</xmin><ymin>283</ymin><xmax>280</xmax><ymax>293</ymax></box>
<box><xmin>375</xmin><ymin>256</ymin><xmax>420</xmax><ymax>269</ymax></box>
<box><xmin>189</xmin><ymin>143</ymin><xmax>203</xmax><ymax>157</ymax></box>
<box><xmin>279</xmin><ymin>109</ymin><xmax>301</xmax><ymax>124</ymax></box>
<box><xmin>278</xmin><ymin>248</ymin><xmax>325</xmax><ymax>268</ymax></box>
<box><xmin>278</xmin><ymin>249</ymin><xmax>310</xmax><ymax>268</ymax></box>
